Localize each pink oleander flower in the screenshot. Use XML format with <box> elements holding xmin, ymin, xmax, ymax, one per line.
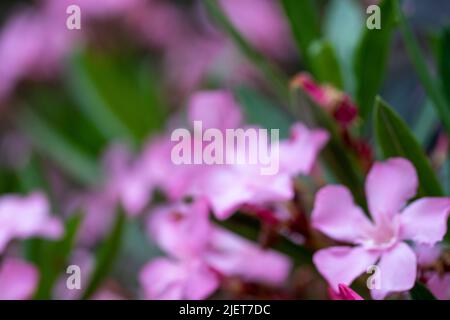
<box><xmin>0</xmin><ymin>192</ymin><xmax>63</xmax><ymax>252</ymax></box>
<box><xmin>148</xmin><ymin>200</ymin><xmax>212</xmax><ymax>260</ymax></box>
<box><xmin>141</xmin><ymin>90</ymin><xmax>328</xmax><ymax>220</ymax></box>
<box><xmin>0</xmin><ymin>7</ymin><xmax>71</xmax><ymax>100</ymax></box>
<box><xmin>328</xmin><ymin>284</ymin><xmax>364</xmax><ymax>300</ymax></box>
<box><xmin>216</xmin><ymin>0</ymin><xmax>292</xmax><ymax>60</ymax></box>
<box><xmin>312</xmin><ymin>157</ymin><xmax>450</xmax><ymax>299</ymax></box>
<box><xmin>204</xmin><ymin>227</ymin><xmax>291</xmax><ymax>285</ymax></box>
<box><xmin>0</xmin><ymin>258</ymin><xmax>38</xmax><ymax>300</ymax></box>
<box><xmin>141</xmin><ymin>199</ymin><xmax>292</xmax><ymax>299</ymax></box>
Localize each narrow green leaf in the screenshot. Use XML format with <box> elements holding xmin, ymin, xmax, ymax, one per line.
<box><xmin>26</xmin><ymin>214</ymin><xmax>83</xmax><ymax>299</ymax></box>
<box><xmin>308</xmin><ymin>39</ymin><xmax>344</xmax><ymax>89</ymax></box>
<box><xmin>204</xmin><ymin>0</ymin><xmax>289</xmax><ymax>101</ymax></box>
<box><xmin>413</xmin><ymin>100</ymin><xmax>438</xmax><ymax>147</ymax></box>
<box><xmin>396</xmin><ymin>1</ymin><xmax>450</xmax><ymax>135</ymax></box>
<box><xmin>354</xmin><ymin>0</ymin><xmax>397</xmax><ymax>119</ymax></box>
<box><xmin>439</xmin><ymin>27</ymin><xmax>450</xmax><ymax>107</ymax></box>
<box><xmin>66</xmin><ymin>50</ymin><xmax>166</xmax><ymax>145</ymax></box>
<box><xmin>18</xmin><ymin>108</ymin><xmax>100</xmax><ymax>186</ymax></box>
<box><xmin>410</xmin><ymin>281</ymin><xmax>437</xmax><ymax>300</ymax></box>
<box><xmin>374</xmin><ymin>97</ymin><xmax>444</xmax><ymax>196</ymax></box>
<box><xmin>280</xmin><ymin>0</ymin><xmax>321</xmax><ymax>67</ymax></box>
<box><xmin>324</xmin><ymin>0</ymin><xmax>364</xmax><ymax>94</ymax></box>
<box><xmin>82</xmin><ymin>208</ymin><xmax>126</xmax><ymax>299</ymax></box>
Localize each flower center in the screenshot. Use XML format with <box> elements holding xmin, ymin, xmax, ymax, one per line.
<box><xmin>361</xmin><ymin>215</ymin><xmax>400</xmax><ymax>250</ymax></box>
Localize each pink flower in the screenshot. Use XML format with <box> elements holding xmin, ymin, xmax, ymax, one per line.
<box><xmin>0</xmin><ymin>258</ymin><xmax>38</xmax><ymax>300</ymax></box>
<box><xmin>312</xmin><ymin>158</ymin><xmax>450</xmax><ymax>299</ymax></box>
<box><xmin>183</xmin><ymin>90</ymin><xmax>329</xmax><ymax>219</ymax></box>
<box><xmin>216</xmin><ymin>0</ymin><xmax>292</xmax><ymax>60</ymax></box>
<box><xmin>141</xmin><ymin>199</ymin><xmax>292</xmax><ymax>299</ymax></box>
<box><xmin>328</xmin><ymin>284</ymin><xmax>364</xmax><ymax>300</ymax></box>
<box><xmin>0</xmin><ymin>192</ymin><xmax>63</xmax><ymax>252</ymax></box>
<box><xmin>205</xmin><ymin>228</ymin><xmax>292</xmax><ymax>285</ymax></box>
<box><xmin>139</xmin><ymin>258</ymin><xmax>219</xmax><ymax>300</ymax></box>
<box><xmin>148</xmin><ymin>200</ymin><xmax>212</xmax><ymax>260</ymax></box>
<box><xmin>0</xmin><ymin>8</ymin><xmax>71</xmax><ymax>100</ymax></box>
<box><xmin>188</xmin><ymin>91</ymin><xmax>242</xmax><ymax>131</ymax></box>
<box><xmin>135</xmin><ymin>90</ymin><xmax>328</xmax><ymax>220</ymax></box>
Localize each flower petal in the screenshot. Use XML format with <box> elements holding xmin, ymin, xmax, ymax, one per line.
<box><xmin>0</xmin><ymin>258</ymin><xmax>38</xmax><ymax>300</ymax></box>
<box><xmin>426</xmin><ymin>273</ymin><xmax>450</xmax><ymax>300</ymax></box>
<box><xmin>400</xmin><ymin>198</ymin><xmax>450</xmax><ymax>245</ymax></box>
<box><xmin>148</xmin><ymin>200</ymin><xmax>212</xmax><ymax>259</ymax></box>
<box><xmin>365</xmin><ymin>158</ymin><xmax>418</xmax><ymax>222</ymax></box>
<box><xmin>311</xmin><ymin>185</ymin><xmax>373</xmax><ymax>243</ymax></box>
<box><xmin>205</xmin><ymin>228</ymin><xmax>291</xmax><ymax>285</ymax></box>
<box><xmin>279</xmin><ymin>123</ymin><xmax>329</xmax><ymax>175</ymax></box>
<box><xmin>371</xmin><ymin>242</ymin><xmax>416</xmax><ymax>300</ymax></box>
<box><xmin>139</xmin><ymin>258</ymin><xmax>219</xmax><ymax>300</ymax></box>
<box><xmin>188</xmin><ymin>90</ymin><xmax>242</xmax><ymax>131</ymax></box>
<box><xmin>313</xmin><ymin>246</ymin><xmax>380</xmax><ymax>291</ymax></box>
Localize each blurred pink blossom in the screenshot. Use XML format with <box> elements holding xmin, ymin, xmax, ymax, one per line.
<box><xmin>140</xmin><ymin>257</ymin><xmax>219</xmax><ymax>300</ymax></box>
<box><xmin>0</xmin><ymin>258</ymin><xmax>38</xmax><ymax>300</ymax></box>
<box><xmin>205</xmin><ymin>228</ymin><xmax>291</xmax><ymax>285</ymax></box>
<box><xmin>216</xmin><ymin>0</ymin><xmax>292</xmax><ymax>60</ymax></box>
<box><xmin>141</xmin><ymin>199</ymin><xmax>291</xmax><ymax>299</ymax></box>
<box><xmin>137</xmin><ymin>90</ymin><xmax>328</xmax><ymax>219</ymax></box>
<box><xmin>312</xmin><ymin>158</ymin><xmax>450</xmax><ymax>299</ymax></box>
<box><xmin>0</xmin><ymin>7</ymin><xmax>72</xmax><ymax>100</ymax></box>
<box><xmin>148</xmin><ymin>200</ymin><xmax>212</xmax><ymax>260</ymax></box>
<box><xmin>0</xmin><ymin>192</ymin><xmax>63</xmax><ymax>252</ymax></box>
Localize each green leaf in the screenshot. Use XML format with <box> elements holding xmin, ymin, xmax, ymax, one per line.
<box><xmin>25</xmin><ymin>214</ymin><xmax>83</xmax><ymax>299</ymax></box>
<box><xmin>66</xmin><ymin>49</ymin><xmax>166</xmax><ymax>145</ymax></box>
<box><xmin>204</xmin><ymin>0</ymin><xmax>289</xmax><ymax>102</ymax></box>
<box><xmin>396</xmin><ymin>1</ymin><xmax>450</xmax><ymax>135</ymax></box>
<box><xmin>354</xmin><ymin>0</ymin><xmax>397</xmax><ymax>119</ymax></box>
<box><xmin>374</xmin><ymin>97</ymin><xmax>444</xmax><ymax>197</ymax></box>
<box><xmin>235</xmin><ymin>86</ymin><xmax>293</xmax><ymax>139</ymax></box>
<box><xmin>324</xmin><ymin>0</ymin><xmax>364</xmax><ymax>94</ymax></box>
<box><xmin>308</xmin><ymin>39</ymin><xmax>344</xmax><ymax>89</ymax></box>
<box><xmin>413</xmin><ymin>100</ymin><xmax>438</xmax><ymax>147</ymax></box>
<box><xmin>18</xmin><ymin>108</ymin><xmax>100</xmax><ymax>186</ymax></box>
<box><xmin>410</xmin><ymin>281</ymin><xmax>437</xmax><ymax>300</ymax></box>
<box><xmin>81</xmin><ymin>208</ymin><xmax>126</xmax><ymax>299</ymax></box>
<box><xmin>439</xmin><ymin>27</ymin><xmax>450</xmax><ymax>107</ymax></box>
<box><xmin>281</xmin><ymin>0</ymin><xmax>321</xmax><ymax>68</ymax></box>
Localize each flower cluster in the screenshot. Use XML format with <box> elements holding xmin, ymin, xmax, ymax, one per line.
<box><xmin>0</xmin><ymin>0</ymin><xmax>449</xmax><ymax>301</ymax></box>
